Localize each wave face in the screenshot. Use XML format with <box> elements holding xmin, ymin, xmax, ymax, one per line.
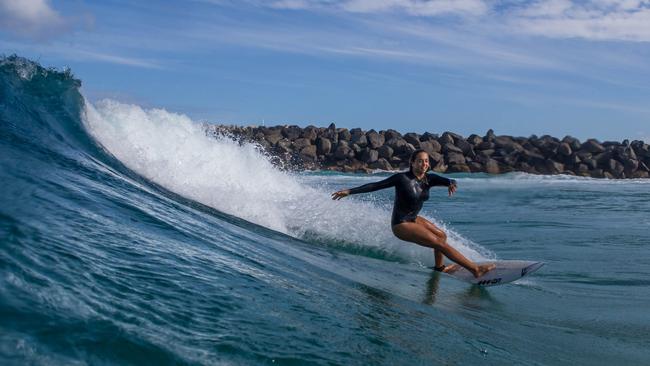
<box><xmin>2</xmin><ymin>56</ymin><xmax>650</xmax><ymax>365</ymax></box>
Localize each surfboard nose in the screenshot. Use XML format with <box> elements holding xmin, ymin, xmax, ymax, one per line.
<box><xmin>521</xmin><ymin>262</ymin><xmax>545</xmax><ymax>277</ymax></box>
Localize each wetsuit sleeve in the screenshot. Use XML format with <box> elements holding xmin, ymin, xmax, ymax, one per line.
<box><xmin>427</xmin><ymin>173</ymin><xmax>456</xmax><ymax>187</ymax></box>
<box><xmin>348</xmin><ymin>174</ymin><xmax>399</xmax><ymax>195</ymax></box>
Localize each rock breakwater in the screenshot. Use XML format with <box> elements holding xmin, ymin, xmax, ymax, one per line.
<box><xmin>206</xmin><ymin>124</ymin><xmax>650</xmax><ymax>178</ymax></box>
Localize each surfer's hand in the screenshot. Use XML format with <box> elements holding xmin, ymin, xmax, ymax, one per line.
<box><xmin>331</xmin><ymin>190</ymin><xmax>350</xmax><ymax>200</ymax></box>
<box><xmin>448</xmin><ymin>182</ymin><xmax>457</xmax><ymax>196</ymax></box>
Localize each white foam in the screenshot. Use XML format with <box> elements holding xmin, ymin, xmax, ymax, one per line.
<box><xmin>82</xmin><ymin>99</ymin><xmax>491</xmax><ymax>265</ymax></box>
<box><xmin>459</xmin><ymin>171</ymin><xmax>650</xmax><ymax>186</ymax></box>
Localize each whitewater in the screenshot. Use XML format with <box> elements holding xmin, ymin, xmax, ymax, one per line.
<box><xmin>2</xmin><ymin>56</ymin><xmax>650</xmax><ymax>365</ymax></box>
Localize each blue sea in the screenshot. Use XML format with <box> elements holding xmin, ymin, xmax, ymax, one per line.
<box><xmin>2</xmin><ymin>56</ymin><xmax>650</xmax><ymax>365</ymax></box>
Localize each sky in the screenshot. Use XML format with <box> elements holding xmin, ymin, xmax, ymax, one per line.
<box><xmin>1</xmin><ymin>0</ymin><xmax>650</xmax><ymax>142</ymax></box>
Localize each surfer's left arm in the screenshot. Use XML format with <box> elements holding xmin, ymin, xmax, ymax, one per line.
<box><xmin>427</xmin><ymin>173</ymin><xmax>457</xmax><ymax>197</ymax></box>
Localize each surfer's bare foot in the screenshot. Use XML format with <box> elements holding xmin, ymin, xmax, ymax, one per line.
<box><xmin>442</xmin><ymin>264</ymin><xmax>460</xmax><ymax>274</ymax></box>
<box><xmin>472</xmin><ymin>263</ymin><xmax>496</xmax><ymax>278</ymax></box>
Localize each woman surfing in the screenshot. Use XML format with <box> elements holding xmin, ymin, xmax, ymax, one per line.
<box><xmin>331</xmin><ymin>149</ymin><xmax>494</xmax><ymax>278</ymax></box>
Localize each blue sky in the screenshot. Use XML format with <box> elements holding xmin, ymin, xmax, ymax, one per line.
<box><xmin>2</xmin><ymin>0</ymin><xmax>650</xmax><ymax>142</ymax></box>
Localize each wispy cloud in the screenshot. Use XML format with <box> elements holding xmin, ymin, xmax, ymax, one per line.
<box><xmin>0</xmin><ymin>39</ymin><xmax>163</xmax><ymax>69</ymax></box>
<box><xmin>339</xmin><ymin>0</ymin><xmax>488</xmax><ymax>17</ymax></box>
<box><xmin>72</xmin><ymin>50</ymin><xmax>164</xmax><ymax>69</ymax></box>
<box><xmin>247</xmin><ymin>0</ymin><xmax>650</xmax><ymax>42</ymax></box>
<box><xmin>259</xmin><ymin>0</ymin><xmax>490</xmax><ymax>16</ymax></box>
<box><xmin>0</xmin><ymin>0</ymin><xmax>67</xmax><ymax>40</ymax></box>
<box><xmin>509</xmin><ymin>0</ymin><xmax>650</xmax><ymax>42</ymax></box>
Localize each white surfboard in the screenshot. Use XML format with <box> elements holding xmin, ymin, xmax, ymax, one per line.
<box><xmin>444</xmin><ymin>260</ymin><xmax>545</xmax><ymax>287</ymax></box>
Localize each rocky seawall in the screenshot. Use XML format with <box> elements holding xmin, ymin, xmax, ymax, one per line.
<box><xmin>206</xmin><ymin>124</ymin><xmax>650</xmax><ymax>179</ymax></box>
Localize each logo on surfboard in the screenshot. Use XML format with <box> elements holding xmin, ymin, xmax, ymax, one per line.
<box><xmin>477</xmin><ymin>278</ymin><xmax>502</xmax><ymax>286</ymax></box>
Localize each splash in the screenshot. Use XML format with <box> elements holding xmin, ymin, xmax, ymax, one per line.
<box><xmin>82</xmin><ymin>99</ymin><xmax>491</xmax><ymax>264</ymax></box>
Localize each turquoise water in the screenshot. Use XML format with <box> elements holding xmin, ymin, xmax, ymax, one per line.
<box><xmin>2</xmin><ymin>56</ymin><xmax>650</xmax><ymax>365</ymax></box>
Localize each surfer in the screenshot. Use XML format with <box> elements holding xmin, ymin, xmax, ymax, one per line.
<box><xmin>331</xmin><ymin>149</ymin><xmax>495</xmax><ymax>278</ymax></box>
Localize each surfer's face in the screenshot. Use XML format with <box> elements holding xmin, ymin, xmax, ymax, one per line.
<box><xmin>411</xmin><ymin>152</ymin><xmax>429</xmax><ymax>175</ymax></box>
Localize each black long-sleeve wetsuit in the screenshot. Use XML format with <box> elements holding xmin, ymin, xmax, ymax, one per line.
<box><xmin>348</xmin><ymin>171</ymin><xmax>455</xmax><ymax>226</ymax></box>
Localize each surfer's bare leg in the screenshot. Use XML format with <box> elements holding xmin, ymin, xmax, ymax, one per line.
<box><xmin>392</xmin><ymin>221</ymin><xmax>494</xmax><ymax>278</ymax></box>
<box><xmin>415</xmin><ymin>217</ymin><xmax>448</xmax><ymax>269</ymax></box>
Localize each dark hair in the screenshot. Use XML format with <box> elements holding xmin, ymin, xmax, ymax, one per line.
<box><xmin>409</xmin><ymin>149</ymin><xmax>430</xmax><ymax>174</ymax></box>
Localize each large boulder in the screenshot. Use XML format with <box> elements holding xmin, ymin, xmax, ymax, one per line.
<box><xmin>323</xmin><ymin>124</ymin><xmax>339</xmax><ymax>143</ymax></box>
<box><xmin>478</xmin><ymin>149</ymin><xmax>495</xmax><ymax>159</ymax></box>
<box><xmin>624</xmin><ymin>159</ymin><xmax>639</xmax><ymax>175</ymax></box>
<box><xmin>484</xmin><ymin>129</ymin><xmax>496</xmax><ymax>142</ymax></box>
<box><xmin>438</xmin><ymin>132</ymin><xmax>455</xmax><ymax>145</ymax></box>
<box><xmin>301</xmin><ymin>126</ymin><xmax>318</xmax><ymax>142</ymax></box>
<box><xmin>502</xmin><ymin>151</ymin><xmax>521</xmax><ymax>166</ymax></box>
<box><xmin>420</xmin><ymin>140</ymin><xmax>442</xmax><ymax>154</ymax></box>
<box><xmin>522</xmin><ymin>150</ymin><xmax>546</xmax><ymax>165</ymax></box>
<box><xmin>443</xmin><ymin>143</ymin><xmax>463</xmax><ymax>154</ymax></box>
<box><xmin>384</xmin><ymin>129</ymin><xmax>402</xmax><ymax>141</ymax></box>
<box><xmin>316</xmin><ymin>137</ymin><xmax>332</xmax><ymax>155</ymax></box>
<box><xmin>404</xmin><ymin>133</ymin><xmax>421</xmax><ymax>148</ymax></box>
<box><xmin>360</xmin><ymin>149</ymin><xmax>379</xmax><ymax>164</ymax></box>
<box><xmin>369</xmin><ymin>158</ymin><xmax>392</xmax><ymax>170</ymax></box>
<box><xmin>494</xmin><ymin>135</ymin><xmax>514</xmax><ymax>148</ymax></box>
<box><xmin>615</xmin><ymin>146</ymin><xmax>637</xmax><ymax>161</ymax></box>
<box><xmin>631</xmin><ymin>141</ymin><xmax>649</xmax><ymax>158</ymax></box>
<box><xmin>545</xmin><ymin>159</ymin><xmax>565</xmax><ymax>174</ymax></box>
<box><xmin>576</xmin><ymin>163</ymin><xmax>590</xmax><ymax>176</ymax></box>
<box><xmin>338</xmin><ymin>129</ymin><xmax>351</xmax><ymax>142</ymax></box>
<box><xmin>366</xmin><ymin>131</ymin><xmax>385</xmax><ymax>149</ymax></box>
<box><xmin>485</xmin><ymin>159</ymin><xmax>500</xmax><ymax>174</ymax></box>
<box><xmin>455</xmin><ymin>138</ymin><xmax>474</xmax><ymax>155</ymax></box>
<box><xmin>293</xmin><ymin>138</ymin><xmax>312</xmax><ymax>150</ymax></box>
<box><xmin>581</xmin><ymin>139</ymin><xmax>605</xmax><ymax>154</ymax></box>
<box><xmin>558</xmin><ymin>142</ymin><xmax>572</xmax><ymax>157</ymax></box>
<box><xmin>351</xmin><ymin>133</ymin><xmax>368</xmax><ymax>147</ymax></box>
<box><xmin>606</xmin><ymin>159</ymin><xmax>624</xmax><ymax>177</ymax></box>
<box><xmin>576</xmin><ymin>150</ymin><xmax>592</xmax><ymax>161</ymax></box>
<box><xmin>282</xmin><ymin>125</ymin><xmax>302</xmax><ymax>140</ymax></box>
<box><xmin>446</xmin><ymin>152</ymin><xmax>466</xmax><ymax>165</ymax></box>
<box><xmin>397</xmin><ymin>143</ymin><xmax>416</xmax><ymax>157</ymax></box>
<box><xmin>334</xmin><ymin>144</ymin><xmax>354</xmax><ymax>159</ymax></box>
<box><xmin>420</xmin><ymin>132</ymin><xmax>438</xmax><ymax>141</ymax></box>
<box><xmin>350</xmin><ymin>128</ymin><xmax>364</xmax><ymax>138</ymax></box>
<box><xmin>583</xmin><ymin>158</ymin><xmax>598</xmax><ymax>170</ymax></box>
<box><xmin>300</xmin><ymin>145</ymin><xmax>317</xmax><ymax>161</ymax></box>
<box><xmin>265</xmin><ymin>132</ymin><xmax>283</xmax><ymax>146</ymax></box>
<box><xmin>538</xmin><ymin>140</ymin><xmax>560</xmax><ymax>157</ymax></box>
<box><xmin>595</xmin><ymin>151</ymin><xmax>613</xmax><ymax>167</ymax></box>
<box><xmin>387</xmin><ymin>137</ymin><xmax>407</xmax><ymax>150</ymax></box>
<box><xmin>467</xmin><ymin>134</ymin><xmax>483</xmax><ymax>146</ymax></box>
<box><xmin>562</xmin><ymin>136</ymin><xmax>582</xmax><ymax>151</ymax></box>
<box><xmin>429</xmin><ymin>152</ymin><xmax>444</xmax><ymax>165</ymax></box>
<box><xmin>476</xmin><ymin>141</ymin><xmax>495</xmax><ymax>150</ymax></box>
<box><xmin>378</xmin><ymin>145</ymin><xmax>394</xmax><ymax>160</ymax></box>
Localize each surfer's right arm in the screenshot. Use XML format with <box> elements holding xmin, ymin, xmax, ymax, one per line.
<box><xmin>331</xmin><ymin>174</ymin><xmax>398</xmax><ymax>200</ymax></box>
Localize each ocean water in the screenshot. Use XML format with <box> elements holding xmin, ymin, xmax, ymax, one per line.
<box><xmin>2</xmin><ymin>56</ymin><xmax>649</xmax><ymax>365</ymax></box>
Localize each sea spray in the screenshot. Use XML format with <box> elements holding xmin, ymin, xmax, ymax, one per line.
<box><xmin>83</xmin><ymin>99</ymin><xmax>492</xmax><ymax>264</ymax></box>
